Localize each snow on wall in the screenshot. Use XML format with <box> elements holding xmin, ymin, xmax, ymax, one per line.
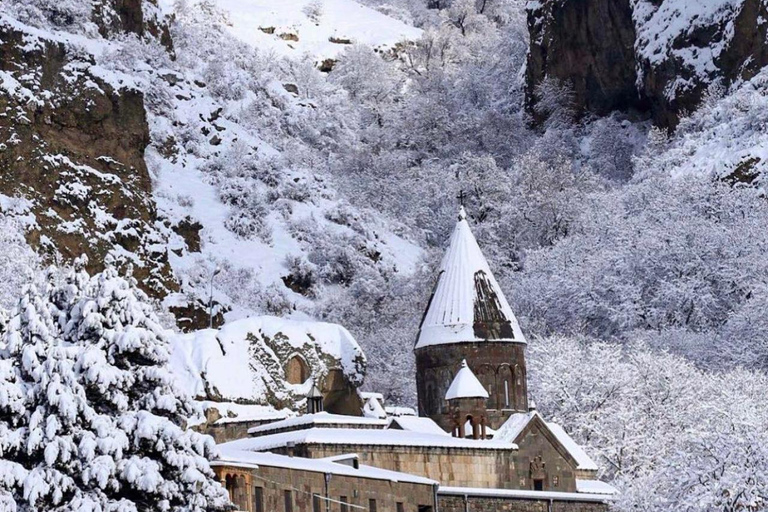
<box><xmin>169</xmin><ymin>316</ymin><xmax>366</xmax><ymax>406</ymax></box>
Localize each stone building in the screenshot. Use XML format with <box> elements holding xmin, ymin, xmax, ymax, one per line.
<box><xmin>415</xmin><ymin>207</ymin><xmax>528</xmax><ymax>431</ymax></box>
<box><xmin>212</xmin><ymin>208</ymin><xmax>617</xmax><ymax>511</ymax></box>
<box><xmin>212</xmin><ymin>449</ymin><xmax>438</xmax><ymax>512</ymax></box>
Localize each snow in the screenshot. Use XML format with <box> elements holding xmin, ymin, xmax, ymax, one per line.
<box><xmin>248</xmin><ymin>412</ymin><xmax>387</xmax><ymax>436</ymax></box>
<box><xmin>225</xmin><ymin>427</ymin><xmax>517</xmax><ymax>452</ymax></box>
<box><xmin>415</xmin><ymin>207</ymin><xmax>526</xmax><ymax>349</ymax></box>
<box><xmin>438</xmin><ymin>486</ymin><xmax>615</xmax><ymax>502</ymax></box>
<box><xmin>444</xmin><ymin>360</ymin><xmax>489</xmax><ymax>400</ymax></box>
<box><xmin>387</xmin><ymin>416</ymin><xmax>449</xmax><ymax>436</ymax></box>
<box><xmin>385</xmin><ymin>406</ymin><xmax>416</xmax><ymax>417</ymax></box>
<box><xmin>632</xmin><ymin>0</ymin><xmax>742</xmax><ymax>96</ymax></box>
<box><xmin>362</xmin><ymin>396</ymin><xmax>386</xmax><ymax>419</ymax></box>
<box><xmin>547</xmin><ymin>422</ymin><xmax>599</xmax><ymax>472</ymax></box>
<box><xmin>201</xmin><ymin>0</ymin><xmax>422</xmax><ymax>61</ymax></box>
<box><xmin>575</xmin><ymin>479</ymin><xmax>618</xmax><ymax>495</ymax></box>
<box><xmin>214</xmin><ymin>447</ymin><xmax>438</xmax><ymax>485</ymax></box>
<box><xmin>494</xmin><ymin>411</ymin><xmax>536</xmax><ymax>442</ymax></box>
<box><xmin>190</xmin><ymin>401</ymin><xmax>294</xmax><ymax>427</ymax></box>
<box><xmin>495</xmin><ymin>412</ymin><xmax>599</xmax><ymax>471</ymax></box>
<box><xmin>168</xmin><ymin>316</ymin><xmax>365</xmax><ymax>404</ymax></box>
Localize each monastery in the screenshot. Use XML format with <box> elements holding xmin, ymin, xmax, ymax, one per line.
<box><xmin>210</xmin><ymin>207</ymin><xmax>617</xmax><ymax>511</ymax></box>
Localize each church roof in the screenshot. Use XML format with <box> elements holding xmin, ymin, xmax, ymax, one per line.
<box><xmin>495</xmin><ymin>411</ymin><xmax>599</xmax><ymax>471</ymax></box>
<box><xmin>415</xmin><ymin>207</ymin><xmax>526</xmax><ymax>349</ymax></box>
<box><xmin>363</xmin><ymin>396</ymin><xmax>387</xmax><ymax>419</ymax></box>
<box><xmin>445</xmin><ymin>360</ymin><xmax>490</xmax><ymax>400</ymax></box>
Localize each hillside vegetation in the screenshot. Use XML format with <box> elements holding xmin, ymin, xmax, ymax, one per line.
<box><xmin>1</xmin><ymin>0</ymin><xmax>768</xmax><ymax>509</ymax></box>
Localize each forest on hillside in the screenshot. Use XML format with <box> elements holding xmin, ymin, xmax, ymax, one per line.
<box><xmin>1</xmin><ymin>0</ymin><xmax>767</xmax><ymax>509</ymax></box>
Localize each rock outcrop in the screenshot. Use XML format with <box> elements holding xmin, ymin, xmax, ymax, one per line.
<box><xmin>526</xmin><ymin>0</ymin><xmax>642</xmax><ymax>121</ymax></box>
<box><xmin>0</xmin><ymin>6</ymin><xmax>176</xmax><ymax>296</ymax></box>
<box><xmin>527</xmin><ymin>0</ymin><xmax>768</xmax><ymax>128</ymax></box>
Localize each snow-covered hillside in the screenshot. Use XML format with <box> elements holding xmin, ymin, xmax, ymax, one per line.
<box><xmin>158</xmin><ymin>0</ymin><xmax>422</xmax><ymax>62</ymax></box>
<box><xmin>0</xmin><ymin>0</ymin><xmax>426</xmax><ymax>331</ymax></box>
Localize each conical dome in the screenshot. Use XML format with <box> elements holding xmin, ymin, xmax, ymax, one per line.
<box><xmin>445</xmin><ymin>360</ymin><xmax>489</xmax><ymax>400</ymax></box>
<box><xmin>415</xmin><ymin>207</ymin><xmax>525</xmax><ymax>349</ymax></box>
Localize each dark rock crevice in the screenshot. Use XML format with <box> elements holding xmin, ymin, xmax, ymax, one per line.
<box><xmin>526</xmin><ymin>0</ymin><xmax>768</xmax><ymax>129</ymax></box>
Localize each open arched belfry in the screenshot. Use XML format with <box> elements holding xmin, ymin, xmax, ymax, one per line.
<box><xmin>415</xmin><ymin>207</ymin><xmax>528</xmax><ymax>431</ymax></box>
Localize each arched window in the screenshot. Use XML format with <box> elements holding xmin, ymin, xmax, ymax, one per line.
<box><xmin>476</xmin><ymin>364</ymin><xmax>496</xmax><ymax>409</ymax></box>
<box><xmin>496</xmin><ymin>364</ymin><xmax>512</xmax><ymax>409</ymax></box>
<box><xmin>284</xmin><ymin>354</ymin><xmax>310</xmax><ymax>384</ymax></box>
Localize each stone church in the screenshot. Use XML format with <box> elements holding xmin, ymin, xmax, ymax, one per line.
<box><xmin>416</xmin><ymin>206</ymin><xmax>529</xmax><ymax>432</ymax></box>
<box><xmin>210</xmin><ymin>208</ymin><xmax>616</xmax><ymax>512</ymax></box>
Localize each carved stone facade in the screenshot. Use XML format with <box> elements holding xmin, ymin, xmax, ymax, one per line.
<box><xmin>416</xmin><ymin>342</ymin><xmax>528</xmax><ymax>430</ymax></box>
<box><xmin>512</xmin><ymin>415</ymin><xmax>590</xmax><ymax>492</ymax></box>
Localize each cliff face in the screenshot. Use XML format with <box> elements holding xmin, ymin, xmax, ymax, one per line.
<box><xmin>526</xmin><ymin>0</ymin><xmax>642</xmax><ymax>120</ymax></box>
<box><xmin>0</xmin><ymin>3</ymin><xmax>176</xmax><ymax>296</ymax></box>
<box><xmin>527</xmin><ymin>0</ymin><xmax>768</xmax><ymax>128</ymax></box>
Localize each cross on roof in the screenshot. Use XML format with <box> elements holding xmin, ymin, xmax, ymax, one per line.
<box><xmin>456</xmin><ymin>190</ymin><xmax>466</xmax><ymax>206</ymax></box>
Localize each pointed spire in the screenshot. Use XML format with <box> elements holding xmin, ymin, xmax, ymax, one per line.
<box><xmin>445</xmin><ymin>360</ymin><xmax>489</xmax><ymax>400</ymax></box>
<box><xmin>415</xmin><ymin>209</ymin><xmax>526</xmax><ymax>349</ymax></box>
<box><xmin>528</xmin><ymin>398</ymin><xmax>537</xmax><ymax>412</ymax></box>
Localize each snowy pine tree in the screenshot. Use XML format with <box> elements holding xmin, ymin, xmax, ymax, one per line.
<box><xmin>0</xmin><ymin>263</ymin><xmax>231</xmax><ymax>511</ymax></box>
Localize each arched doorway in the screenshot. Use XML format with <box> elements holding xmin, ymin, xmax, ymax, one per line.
<box><xmin>284</xmin><ymin>354</ymin><xmax>310</xmax><ymax>384</ymax></box>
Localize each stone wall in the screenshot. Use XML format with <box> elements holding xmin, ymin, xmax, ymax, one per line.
<box><xmin>274</xmin><ymin>444</ymin><xmax>518</xmax><ymax>489</ymax></box>
<box><xmin>512</xmin><ymin>417</ymin><xmax>579</xmax><ymax>492</ymax></box>
<box><xmin>214</xmin><ymin>463</ymin><xmax>436</xmax><ymax>512</ymax></box>
<box><xmin>416</xmin><ymin>342</ymin><xmax>528</xmax><ymax>431</ymax></box>
<box><xmin>439</xmin><ymin>495</ymin><xmax>608</xmax><ymax>512</ymax></box>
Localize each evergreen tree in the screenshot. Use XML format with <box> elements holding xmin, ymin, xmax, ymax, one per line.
<box><xmin>0</xmin><ymin>263</ymin><xmax>231</xmax><ymax>511</ymax></box>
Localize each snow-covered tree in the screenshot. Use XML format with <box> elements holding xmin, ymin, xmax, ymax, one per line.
<box><xmin>0</xmin><ymin>263</ymin><xmax>231</xmax><ymax>511</ymax></box>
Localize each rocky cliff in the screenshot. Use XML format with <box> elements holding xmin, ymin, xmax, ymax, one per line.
<box><xmin>527</xmin><ymin>0</ymin><xmax>768</xmax><ymax>128</ymax></box>
<box><xmin>0</xmin><ymin>2</ymin><xmax>175</xmax><ymax>296</ymax></box>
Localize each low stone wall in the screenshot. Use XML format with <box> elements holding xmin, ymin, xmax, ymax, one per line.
<box><xmin>439</xmin><ymin>494</ymin><xmax>609</xmax><ymax>512</ymax></box>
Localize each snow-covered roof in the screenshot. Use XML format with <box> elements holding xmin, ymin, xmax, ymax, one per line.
<box><xmin>388</xmin><ymin>416</ymin><xmax>449</xmax><ymax>436</ymax></box>
<box><xmin>438</xmin><ymin>486</ymin><xmax>615</xmax><ymax>502</ymax></box>
<box><xmin>495</xmin><ymin>412</ymin><xmax>599</xmax><ymax>471</ymax></box>
<box><xmin>445</xmin><ymin>360</ymin><xmax>489</xmax><ymax>400</ymax></box>
<box><xmin>575</xmin><ymin>479</ymin><xmax>618</xmax><ymax>496</ymax></box>
<box><xmin>168</xmin><ymin>316</ymin><xmax>365</xmax><ymax>404</ymax></box>
<box><xmin>225</xmin><ymin>427</ymin><xmax>518</xmax><ymax>452</ymax></box>
<box><xmin>307</xmin><ymin>382</ymin><xmax>324</xmax><ymax>398</ymax></box>
<box><xmin>547</xmin><ymin>423</ymin><xmax>599</xmax><ymax>471</ymax></box>
<box><xmin>415</xmin><ymin>208</ymin><xmax>526</xmax><ymax>349</ymax></box>
<box><xmin>248</xmin><ymin>412</ymin><xmax>387</xmax><ymax>436</ymax></box>
<box><xmin>214</xmin><ymin>447</ymin><xmax>438</xmax><ymax>486</ymax></box>
<box><xmin>385</xmin><ymin>406</ymin><xmax>416</xmax><ymax>417</ymax></box>
<box><xmin>363</xmin><ymin>396</ymin><xmax>387</xmax><ymax>419</ymax></box>
<box><xmin>494</xmin><ymin>411</ymin><xmax>536</xmax><ymax>441</ymax></box>
<box><xmin>189</xmin><ymin>401</ymin><xmax>294</xmax><ymax>427</ymax></box>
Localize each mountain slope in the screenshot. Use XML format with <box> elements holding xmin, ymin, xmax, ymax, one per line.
<box><xmin>0</xmin><ymin>0</ymin><xmax>426</xmax><ymax>333</ymax></box>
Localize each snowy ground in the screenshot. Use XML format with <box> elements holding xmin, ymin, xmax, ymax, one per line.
<box><xmin>158</xmin><ymin>0</ymin><xmax>422</xmax><ymax>62</ymax></box>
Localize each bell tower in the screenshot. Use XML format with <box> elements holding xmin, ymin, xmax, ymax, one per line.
<box><xmin>415</xmin><ymin>207</ymin><xmax>528</xmax><ymax>431</ymax></box>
